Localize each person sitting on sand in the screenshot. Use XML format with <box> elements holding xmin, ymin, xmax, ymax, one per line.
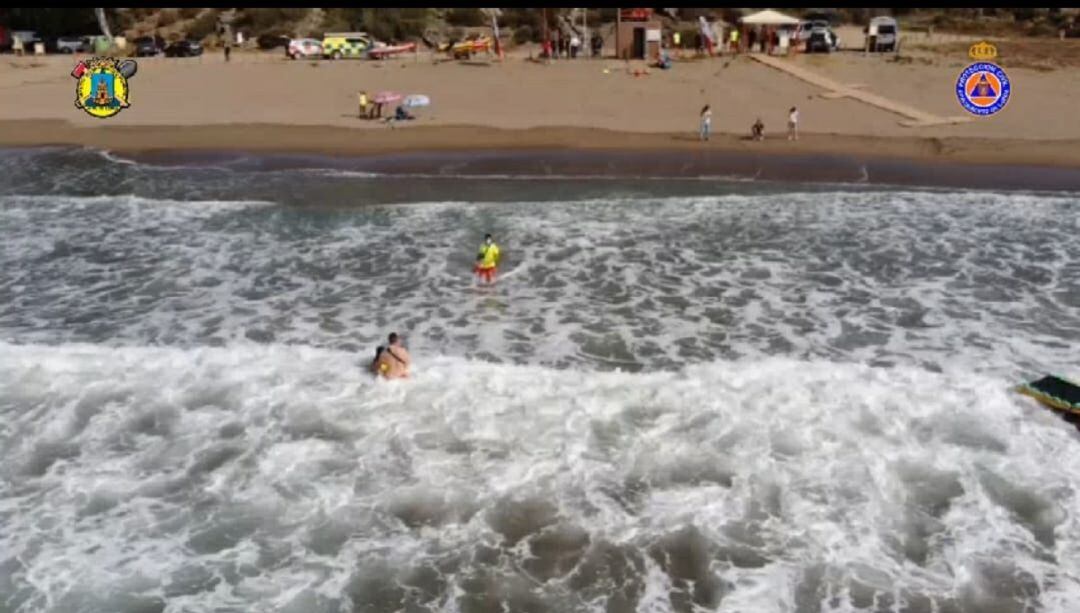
<box><xmin>394</xmin><ymin>105</ymin><xmax>415</xmax><ymax>121</ymax></box>
<box><xmin>373</xmin><ymin>332</ymin><xmax>411</xmax><ymax>379</ymax></box>
<box><xmin>752</xmin><ymin>117</ymin><xmax>765</xmax><ymax>141</ymax></box>
<box><xmin>656</xmin><ymin>47</ymin><xmax>672</xmax><ymax>70</ymax></box>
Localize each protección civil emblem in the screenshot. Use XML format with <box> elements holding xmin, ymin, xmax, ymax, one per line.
<box><xmin>956</xmin><ymin>41</ymin><xmax>1010</xmax><ymax>116</ymax></box>
<box><xmin>71</xmin><ymin>57</ymin><xmax>138</xmax><ymax>119</ymax></box>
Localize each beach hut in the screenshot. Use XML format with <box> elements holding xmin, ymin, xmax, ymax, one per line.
<box><xmin>615</xmin><ymin>8</ymin><xmax>663</xmax><ymax>61</ymax></box>
<box><xmin>737</xmin><ymin>9</ymin><xmax>800</xmax><ymax>55</ymax></box>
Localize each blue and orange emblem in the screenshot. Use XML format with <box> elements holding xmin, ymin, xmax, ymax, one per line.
<box><xmin>956</xmin><ymin>42</ymin><xmax>1010</xmax><ymax>116</ymax></box>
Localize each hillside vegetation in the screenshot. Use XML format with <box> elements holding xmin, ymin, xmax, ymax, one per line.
<box><xmin>2</xmin><ymin>8</ymin><xmax>1078</xmax><ymax>45</ymax></box>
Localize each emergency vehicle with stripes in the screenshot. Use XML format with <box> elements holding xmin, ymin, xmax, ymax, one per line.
<box><xmin>322</xmin><ymin>32</ymin><xmax>373</xmax><ymax>59</ymax></box>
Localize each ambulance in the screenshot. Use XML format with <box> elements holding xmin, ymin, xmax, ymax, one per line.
<box><xmin>322</xmin><ymin>32</ymin><xmax>373</xmax><ymax>59</ymax></box>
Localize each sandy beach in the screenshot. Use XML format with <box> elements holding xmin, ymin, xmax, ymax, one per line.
<box><xmin>3</xmin><ymin>39</ymin><xmax>1080</xmax><ymax>174</ymax></box>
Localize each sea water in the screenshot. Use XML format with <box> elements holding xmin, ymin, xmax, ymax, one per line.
<box><xmin>1</xmin><ymin>147</ymin><xmax>1079</xmax><ymax>612</ymax></box>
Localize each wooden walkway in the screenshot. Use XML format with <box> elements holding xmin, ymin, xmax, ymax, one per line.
<box><xmin>749</xmin><ymin>54</ymin><xmax>972</xmax><ymax>128</ymax></box>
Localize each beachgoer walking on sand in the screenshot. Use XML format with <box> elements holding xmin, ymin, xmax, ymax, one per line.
<box><xmin>752</xmin><ymin>117</ymin><xmax>765</xmax><ymax>141</ymax></box>
<box><xmin>224</xmin><ymin>43</ymin><xmax>231</xmax><ymax>62</ymax></box>
<box><xmin>787</xmin><ymin>106</ymin><xmax>799</xmax><ymax>141</ymax></box>
<box><xmin>700</xmin><ymin>105</ymin><xmax>712</xmax><ymax>142</ymax></box>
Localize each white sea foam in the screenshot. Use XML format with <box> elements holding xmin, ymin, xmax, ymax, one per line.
<box><xmin>3</xmin><ymin>181</ymin><xmax>1080</xmax><ymax>611</ymax></box>
<box><xmin>1</xmin><ymin>341</ymin><xmax>1079</xmax><ymax>612</ymax></box>
<box><xmin>2</xmin><ymin>190</ymin><xmax>1078</xmax><ymax>379</ymax></box>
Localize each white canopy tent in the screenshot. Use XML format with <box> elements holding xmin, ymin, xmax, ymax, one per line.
<box><xmin>736</xmin><ymin>9</ymin><xmax>800</xmax><ymax>55</ymax></box>
<box><xmin>738</xmin><ymin>9</ymin><xmax>800</xmax><ymax>26</ymax></box>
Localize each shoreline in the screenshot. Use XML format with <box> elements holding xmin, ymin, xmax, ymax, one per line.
<box><xmin>4</xmin><ymin>120</ymin><xmax>1080</xmax><ymax>191</ymax></box>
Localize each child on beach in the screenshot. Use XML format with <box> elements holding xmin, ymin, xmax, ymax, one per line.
<box><xmin>700</xmin><ymin>105</ymin><xmax>712</xmax><ymax>142</ymax></box>
<box><xmin>787</xmin><ymin>106</ymin><xmax>799</xmax><ymax>141</ymax></box>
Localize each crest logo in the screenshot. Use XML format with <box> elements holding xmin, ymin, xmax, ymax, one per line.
<box><xmin>968</xmin><ymin>41</ymin><xmax>997</xmax><ymax>61</ymax></box>
<box><xmin>956</xmin><ymin>43</ymin><xmax>1010</xmax><ymax>117</ymax></box>
<box><xmin>71</xmin><ymin>57</ymin><xmax>137</xmax><ymax>119</ymax></box>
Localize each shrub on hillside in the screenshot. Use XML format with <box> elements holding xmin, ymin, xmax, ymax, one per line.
<box><xmin>157</xmin><ymin>10</ymin><xmax>178</xmax><ymax>28</ymax></box>
<box><xmin>1028</xmin><ymin>21</ymin><xmax>1059</xmax><ymax>37</ymax></box>
<box><xmin>513</xmin><ymin>25</ymin><xmax>535</xmax><ymax>45</ymax></box>
<box><xmin>236</xmin><ymin>8</ymin><xmax>309</xmax><ymax>35</ymax></box>
<box><xmin>446</xmin><ymin>8</ymin><xmax>486</xmax><ymax>27</ymax></box>
<box><xmin>178</xmin><ymin>8</ymin><xmax>199</xmax><ymax>20</ymax></box>
<box><xmin>187</xmin><ymin>10</ymin><xmax>219</xmax><ymax>41</ymax></box>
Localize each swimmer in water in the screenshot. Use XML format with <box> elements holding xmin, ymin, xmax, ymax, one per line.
<box><xmin>372</xmin><ymin>332</ymin><xmax>411</xmax><ymax>379</ymax></box>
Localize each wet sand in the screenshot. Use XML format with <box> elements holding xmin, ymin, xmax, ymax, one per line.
<box><xmin>4</xmin><ymin>120</ymin><xmax>1080</xmax><ymax>191</ymax></box>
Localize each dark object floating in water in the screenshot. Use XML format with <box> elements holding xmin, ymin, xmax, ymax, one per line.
<box><xmin>1017</xmin><ymin>375</ymin><xmax>1080</xmax><ymax>424</ymax></box>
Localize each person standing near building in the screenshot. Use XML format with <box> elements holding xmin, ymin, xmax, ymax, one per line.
<box><xmin>224</xmin><ymin>42</ymin><xmax>231</xmax><ymax>62</ymax></box>
<box><xmin>570</xmin><ymin>33</ymin><xmax>580</xmax><ymax>58</ymax></box>
<box><xmin>787</xmin><ymin>106</ymin><xmax>799</xmax><ymax>141</ymax></box>
<box><xmin>700</xmin><ymin>105</ymin><xmax>712</xmax><ymax>142</ymax></box>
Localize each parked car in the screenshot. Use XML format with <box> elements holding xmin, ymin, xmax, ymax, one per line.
<box><xmin>866</xmin><ymin>16</ymin><xmax>899</xmax><ymax>52</ymax></box>
<box><xmin>164</xmin><ymin>39</ymin><xmax>203</xmax><ymax>57</ymax></box>
<box><xmin>287</xmin><ymin>37</ymin><xmax>322</xmax><ymax>59</ymax></box>
<box><xmin>806</xmin><ymin>29</ymin><xmax>833</xmax><ymax>53</ymax></box>
<box><xmin>56</xmin><ymin>36</ymin><xmax>90</xmax><ymax>53</ymax></box>
<box><xmin>322</xmin><ymin>32</ymin><xmax>373</xmax><ymax>59</ymax></box>
<box><xmin>257</xmin><ymin>34</ymin><xmax>290</xmax><ymax>50</ymax></box>
<box><xmin>133</xmin><ymin>36</ymin><xmax>164</xmax><ymax>56</ymax></box>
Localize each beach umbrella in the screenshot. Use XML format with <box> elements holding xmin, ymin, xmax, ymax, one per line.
<box><xmin>373</xmin><ymin>91</ymin><xmax>402</xmax><ymax>105</ymax></box>
<box><xmin>402</xmin><ymin>94</ymin><xmax>430</xmax><ymax>108</ymax></box>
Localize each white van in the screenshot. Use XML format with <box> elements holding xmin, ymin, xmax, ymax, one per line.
<box><xmin>866</xmin><ymin>16</ymin><xmax>899</xmax><ymax>52</ymax></box>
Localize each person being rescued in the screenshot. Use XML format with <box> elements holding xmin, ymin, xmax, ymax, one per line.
<box><xmin>371</xmin><ymin>332</ymin><xmax>411</xmax><ymax>379</ymax></box>
<box><xmin>474</xmin><ymin>233</ymin><xmax>500</xmax><ymax>284</ymax></box>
